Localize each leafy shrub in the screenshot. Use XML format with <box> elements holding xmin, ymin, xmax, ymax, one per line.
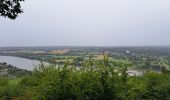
<box><xmin>20</xmin><ymin>56</ymin><xmax>132</xmax><ymax>100</ymax></box>
<box><xmin>0</xmin><ymin>77</ymin><xmax>22</xmax><ymax>100</ymax></box>
<box><xmin>1</xmin><ymin>58</ymin><xmax>170</xmax><ymax>100</ymax></box>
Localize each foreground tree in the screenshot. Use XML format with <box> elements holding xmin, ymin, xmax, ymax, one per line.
<box><xmin>0</xmin><ymin>0</ymin><xmax>24</xmax><ymax>19</ymax></box>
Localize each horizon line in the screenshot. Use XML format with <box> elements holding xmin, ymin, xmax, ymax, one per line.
<box><xmin>0</xmin><ymin>45</ymin><xmax>170</xmax><ymax>48</ymax></box>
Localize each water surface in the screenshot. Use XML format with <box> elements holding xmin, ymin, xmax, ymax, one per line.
<box><xmin>0</xmin><ymin>56</ymin><xmax>41</xmax><ymax>70</ymax></box>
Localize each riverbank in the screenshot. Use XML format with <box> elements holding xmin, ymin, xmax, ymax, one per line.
<box><xmin>0</xmin><ymin>62</ymin><xmax>31</xmax><ymax>78</ymax></box>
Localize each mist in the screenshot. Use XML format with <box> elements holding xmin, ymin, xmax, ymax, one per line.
<box><xmin>0</xmin><ymin>0</ymin><xmax>170</xmax><ymax>46</ymax></box>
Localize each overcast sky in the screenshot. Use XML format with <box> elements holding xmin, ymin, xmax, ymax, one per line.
<box><xmin>0</xmin><ymin>0</ymin><xmax>170</xmax><ymax>46</ymax></box>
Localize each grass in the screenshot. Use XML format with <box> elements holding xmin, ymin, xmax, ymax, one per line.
<box><xmin>9</xmin><ymin>78</ymin><xmax>21</xmax><ymax>85</ymax></box>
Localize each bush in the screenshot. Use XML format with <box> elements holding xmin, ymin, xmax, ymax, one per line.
<box><xmin>1</xmin><ymin>58</ymin><xmax>170</xmax><ymax>100</ymax></box>
<box><xmin>0</xmin><ymin>77</ymin><xmax>22</xmax><ymax>100</ymax></box>
<box><xmin>20</xmin><ymin>57</ymin><xmax>132</xmax><ymax>100</ymax></box>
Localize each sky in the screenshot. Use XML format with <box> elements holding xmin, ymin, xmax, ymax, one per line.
<box><xmin>0</xmin><ymin>0</ymin><xmax>170</xmax><ymax>47</ymax></box>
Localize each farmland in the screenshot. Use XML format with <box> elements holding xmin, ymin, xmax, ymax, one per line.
<box><xmin>0</xmin><ymin>46</ymin><xmax>170</xmax><ymax>71</ymax></box>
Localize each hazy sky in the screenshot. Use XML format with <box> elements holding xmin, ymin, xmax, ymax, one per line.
<box><xmin>0</xmin><ymin>0</ymin><xmax>170</xmax><ymax>46</ymax></box>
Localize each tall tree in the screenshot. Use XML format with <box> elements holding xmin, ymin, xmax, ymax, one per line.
<box><xmin>0</xmin><ymin>0</ymin><xmax>24</xmax><ymax>19</ymax></box>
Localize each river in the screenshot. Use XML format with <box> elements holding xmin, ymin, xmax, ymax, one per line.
<box><xmin>0</xmin><ymin>56</ymin><xmax>143</xmax><ymax>76</ymax></box>
<box><xmin>0</xmin><ymin>56</ymin><xmax>43</xmax><ymax>70</ymax></box>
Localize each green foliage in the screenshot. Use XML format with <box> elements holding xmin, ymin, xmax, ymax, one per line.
<box><xmin>0</xmin><ymin>0</ymin><xmax>24</xmax><ymax>19</ymax></box>
<box><xmin>127</xmin><ymin>72</ymin><xmax>170</xmax><ymax>100</ymax></box>
<box><xmin>141</xmin><ymin>72</ymin><xmax>170</xmax><ymax>99</ymax></box>
<box><xmin>1</xmin><ymin>58</ymin><xmax>170</xmax><ymax>100</ymax></box>
<box><xmin>0</xmin><ymin>77</ymin><xmax>22</xmax><ymax>100</ymax></box>
<box><xmin>19</xmin><ymin>56</ymin><xmax>132</xmax><ymax>100</ymax></box>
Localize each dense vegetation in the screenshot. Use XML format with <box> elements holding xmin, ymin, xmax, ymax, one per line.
<box><xmin>0</xmin><ymin>0</ymin><xmax>24</xmax><ymax>19</ymax></box>
<box><xmin>1</xmin><ymin>56</ymin><xmax>170</xmax><ymax>100</ymax></box>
